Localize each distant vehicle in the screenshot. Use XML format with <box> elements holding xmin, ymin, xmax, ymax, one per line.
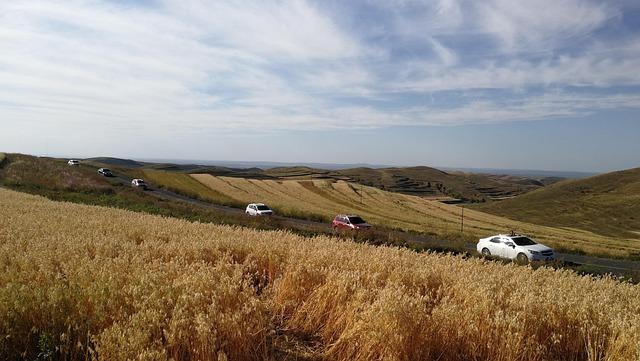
<box><xmin>131</xmin><ymin>178</ymin><xmax>147</xmax><ymax>190</ymax></box>
<box><xmin>477</xmin><ymin>233</ymin><xmax>555</xmax><ymax>263</ymax></box>
<box><xmin>245</xmin><ymin>203</ymin><xmax>273</xmax><ymax>216</ymax></box>
<box><xmin>98</xmin><ymin>168</ymin><xmax>113</xmax><ymax>177</ymax></box>
<box><xmin>67</xmin><ymin>159</ymin><xmax>80</xmax><ymax>166</ymax></box>
<box><xmin>332</xmin><ymin>215</ymin><xmax>372</xmax><ymax>230</ymax></box>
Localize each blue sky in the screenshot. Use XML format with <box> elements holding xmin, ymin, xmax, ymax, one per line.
<box><xmin>1</xmin><ymin>0</ymin><xmax>639</xmax><ymax>172</ymax></box>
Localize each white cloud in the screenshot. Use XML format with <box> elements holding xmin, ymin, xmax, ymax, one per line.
<box><xmin>0</xmin><ymin>0</ymin><xmax>639</xmax><ymax>142</ymax></box>
<box><xmin>477</xmin><ymin>0</ymin><xmax>618</xmax><ymax>52</ymax></box>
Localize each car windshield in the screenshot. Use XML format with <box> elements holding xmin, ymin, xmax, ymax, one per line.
<box><xmin>103</xmin><ymin>169</ymin><xmax>111</xmax><ymax>172</ymax></box>
<box><xmin>348</xmin><ymin>216</ymin><xmax>366</xmax><ymax>224</ymax></box>
<box><xmin>512</xmin><ymin>236</ymin><xmax>536</xmax><ymax>246</ymax></box>
<box><xmin>256</xmin><ymin>205</ymin><xmax>270</xmax><ymax>211</ymax></box>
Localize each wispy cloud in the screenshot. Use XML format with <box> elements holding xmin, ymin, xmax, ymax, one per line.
<box><xmin>0</xmin><ymin>0</ymin><xmax>639</xmax><ymax>137</ymax></box>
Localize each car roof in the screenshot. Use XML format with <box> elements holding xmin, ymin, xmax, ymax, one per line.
<box><xmin>488</xmin><ymin>234</ymin><xmax>526</xmax><ymax>239</ymax></box>
<box><xmin>248</xmin><ymin>203</ymin><xmax>266</xmax><ymax>206</ymax></box>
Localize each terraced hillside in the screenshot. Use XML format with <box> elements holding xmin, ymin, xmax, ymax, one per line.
<box><xmin>190</xmin><ymin>174</ymin><xmax>640</xmax><ymax>258</ymax></box>
<box><xmin>90</xmin><ymin>157</ymin><xmax>558</xmax><ymax>201</ymax></box>
<box><xmin>336</xmin><ymin>166</ymin><xmax>553</xmax><ymax>200</ymax></box>
<box><xmin>475</xmin><ymin>168</ymin><xmax>640</xmax><ymax>239</ymax></box>
<box><xmin>2</xmin><ymin>188</ymin><xmax>639</xmax><ymax>360</ymax></box>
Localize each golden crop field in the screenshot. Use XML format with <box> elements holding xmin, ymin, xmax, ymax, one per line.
<box><xmin>191</xmin><ymin>174</ymin><xmax>640</xmax><ymax>258</ymax></box>
<box><xmin>140</xmin><ymin>169</ymin><xmax>240</xmax><ymax>206</ymax></box>
<box><xmin>1</xmin><ymin>187</ymin><xmax>639</xmax><ymax>361</ymax></box>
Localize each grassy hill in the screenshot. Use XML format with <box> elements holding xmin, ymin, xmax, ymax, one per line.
<box><xmin>475</xmin><ymin>168</ymin><xmax>640</xmax><ymax>239</ymax></box>
<box><xmin>86</xmin><ymin>157</ymin><xmax>560</xmax><ymax>201</ymax></box>
<box><xmin>0</xmin><ymin>154</ymin><xmax>316</xmax><ymax>235</ymax></box>
<box><xmin>334</xmin><ymin>166</ymin><xmax>551</xmax><ymax>200</ymax></box>
<box><xmin>187</xmin><ymin>173</ymin><xmax>640</xmax><ymax>258</ymax></box>
<box><xmin>2</xmin><ymin>188</ymin><xmax>639</xmax><ymax>360</ymax></box>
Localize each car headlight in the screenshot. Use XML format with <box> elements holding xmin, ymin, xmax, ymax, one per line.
<box><xmin>528</xmin><ymin>250</ymin><xmax>540</xmax><ymax>255</ymax></box>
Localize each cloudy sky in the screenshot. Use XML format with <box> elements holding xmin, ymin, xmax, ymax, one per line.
<box><xmin>1</xmin><ymin>0</ymin><xmax>639</xmax><ymax>172</ymax></box>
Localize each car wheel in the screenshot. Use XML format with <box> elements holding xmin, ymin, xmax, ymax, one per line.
<box><xmin>516</xmin><ymin>253</ymin><xmax>529</xmax><ymax>265</ymax></box>
<box><xmin>481</xmin><ymin>248</ymin><xmax>491</xmax><ymax>257</ymax></box>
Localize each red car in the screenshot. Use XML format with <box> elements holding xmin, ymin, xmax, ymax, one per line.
<box><xmin>332</xmin><ymin>214</ymin><xmax>372</xmax><ymax>230</ymax></box>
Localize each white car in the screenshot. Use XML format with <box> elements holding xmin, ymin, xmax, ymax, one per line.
<box><xmin>98</xmin><ymin>168</ymin><xmax>113</xmax><ymax>177</ymax></box>
<box><xmin>245</xmin><ymin>203</ymin><xmax>273</xmax><ymax>216</ymax></box>
<box><xmin>67</xmin><ymin>159</ymin><xmax>80</xmax><ymax>166</ymax></box>
<box><xmin>477</xmin><ymin>234</ymin><xmax>555</xmax><ymax>263</ymax></box>
<box><xmin>131</xmin><ymin>179</ymin><xmax>147</xmax><ymax>189</ymax></box>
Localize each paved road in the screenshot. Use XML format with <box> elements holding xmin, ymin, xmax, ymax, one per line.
<box><xmin>115</xmin><ymin>173</ymin><xmax>640</xmax><ymax>275</ymax></box>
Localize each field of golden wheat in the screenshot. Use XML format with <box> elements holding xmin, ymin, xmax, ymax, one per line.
<box><xmin>1</xmin><ymin>188</ymin><xmax>639</xmax><ymax>360</ymax></box>
<box><xmin>190</xmin><ymin>174</ymin><xmax>640</xmax><ymax>258</ymax></box>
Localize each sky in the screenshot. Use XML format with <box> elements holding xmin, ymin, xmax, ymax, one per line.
<box><xmin>1</xmin><ymin>0</ymin><xmax>640</xmax><ymax>172</ymax></box>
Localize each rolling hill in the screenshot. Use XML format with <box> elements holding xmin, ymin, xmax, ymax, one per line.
<box><xmin>475</xmin><ymin>168</ymin><xmax>640</xmax><ymax>239</ymax></box>
<box><xmin>90</xmin><ymin>157</ymin><xmax>561</xmax><ymax>201</ymax></box>
<box><xmin>187</xmin><ymin>174</ymin><xmax>640</xmax><ymax>258</ymax></box>
<box><xmin>334</xmin><ymin>166</ymin><xmax>552</xmax><ymax>200</ymax></box>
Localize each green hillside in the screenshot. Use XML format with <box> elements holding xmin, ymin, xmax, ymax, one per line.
<box><xmin>474</xmin><ymin>168</ymin><xmax>640</xmax><ymax>238</ymax></box>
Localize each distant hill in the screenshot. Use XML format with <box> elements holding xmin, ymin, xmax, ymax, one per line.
<box><xmin>85</xmin><ymin>157</ymin><xmax>147</xmax><ymax>168</ymax></box>
<box><xmin>262</xmin><ymin>165</ymin><xmax>563</xmax><ymax>201</ymax></box>
<box><xmin>438</xmin><ymin>166</ymin><xmax>597</xmax><ymax>179</ymax></box>
<box><xmin>83</xmin><ymin>157</ymin><xmax>561</xmax><ymax>201</ymax></box>
<box><xmin>333</xmin><ymin>166</ymin><xmax>557</xmax><ymax>200</ymax></box>
<box><xmin>474</xmin><ymin>168</ymin><xmax>640</xmax><ymax>238</ymax></box>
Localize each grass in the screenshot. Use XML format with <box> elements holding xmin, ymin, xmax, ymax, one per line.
<box><xmin>1</xmin><ymin>188</ymin><xmax>639</xmax><ymax>360</ymax></box>
<box><xmin>474</xmin><ymin>168</ymin><xmax>640</xmax><ymax>239</ymax></box>
<box><xmin>0</xmin><ymin>154</ymin><xmax>456</xmax><ymax>255</ymax></box>
<box><xmin>88</xmin><ymin>155</ymin><xmax>553</xmax><ymax>201</ymax></box>
<box><xmin>266</xmin><ymin>165</ymin><xmax>550</xmax><ymax>201</ymax></box>
<box><xmin>190</xmin><ymin>174</ymin><xmax>640</xmax><ymax>259</ymax></box>
<box><xmin>139</xmin><ymin>169</ymin><xmax>243</xmax><ymax>207</ymax></box>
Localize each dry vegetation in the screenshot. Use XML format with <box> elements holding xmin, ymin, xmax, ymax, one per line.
<box><xmin>475</xmin><ymin>168</ymin><xmax>640</xmax><ymax>240</ymax></box>
<box><xmin>2</xmin><ymin>188</ymin><xmax>639</xmax><ymax>360</ymax></box>
<box><xmin>0</xmin><ymin>153</ymin><xmax>113</xmax><ymax>193</ymax></box>
<box><xmin>191</xmin><ymin>174</ymin><xmax>640</xmax><ymax>258</ymax></box>
<box><xmin>140</xmin><ymin>169</ymin><xmax>241</xmax><ymax>207</ymax></box>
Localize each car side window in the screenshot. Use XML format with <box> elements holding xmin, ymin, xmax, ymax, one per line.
<box><xmin>490</xmin><ymin>237</ymin><xmax>501</xmax><ymax>243</ymax></box>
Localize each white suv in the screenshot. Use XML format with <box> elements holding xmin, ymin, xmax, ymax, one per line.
<box><xmin>245</xmin><ymin>203</ymin><xmax>273</xmax><ymax>216</ymax></box>
<box><xmin>67</xmin><ymin>159</ymin><xmax>80</xmax><ymax>166</ymax></box>
<box><xmin>131</xmin><ymin>179</ymin><xmax>147</xmax><ymax>190</ymax></box>
<box><xmin>477</xmin><ymin>233</ymin><xmax>555</xmax><ymax>263</ymax></box>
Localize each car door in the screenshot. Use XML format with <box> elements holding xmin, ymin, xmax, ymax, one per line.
<box><xmin>488</xmin><ymin>237</ymin><xmax>502</xmax><ymax>256</ymax></box>
<box><xmin>502</xmin><ymin>240</ymin><xmax>518</xmax><ymax>260</ymax></box>
<box><xmin>492</xmin><ymin>238</ymin><xmax>511</xmax><ymax>258</ymax></box>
